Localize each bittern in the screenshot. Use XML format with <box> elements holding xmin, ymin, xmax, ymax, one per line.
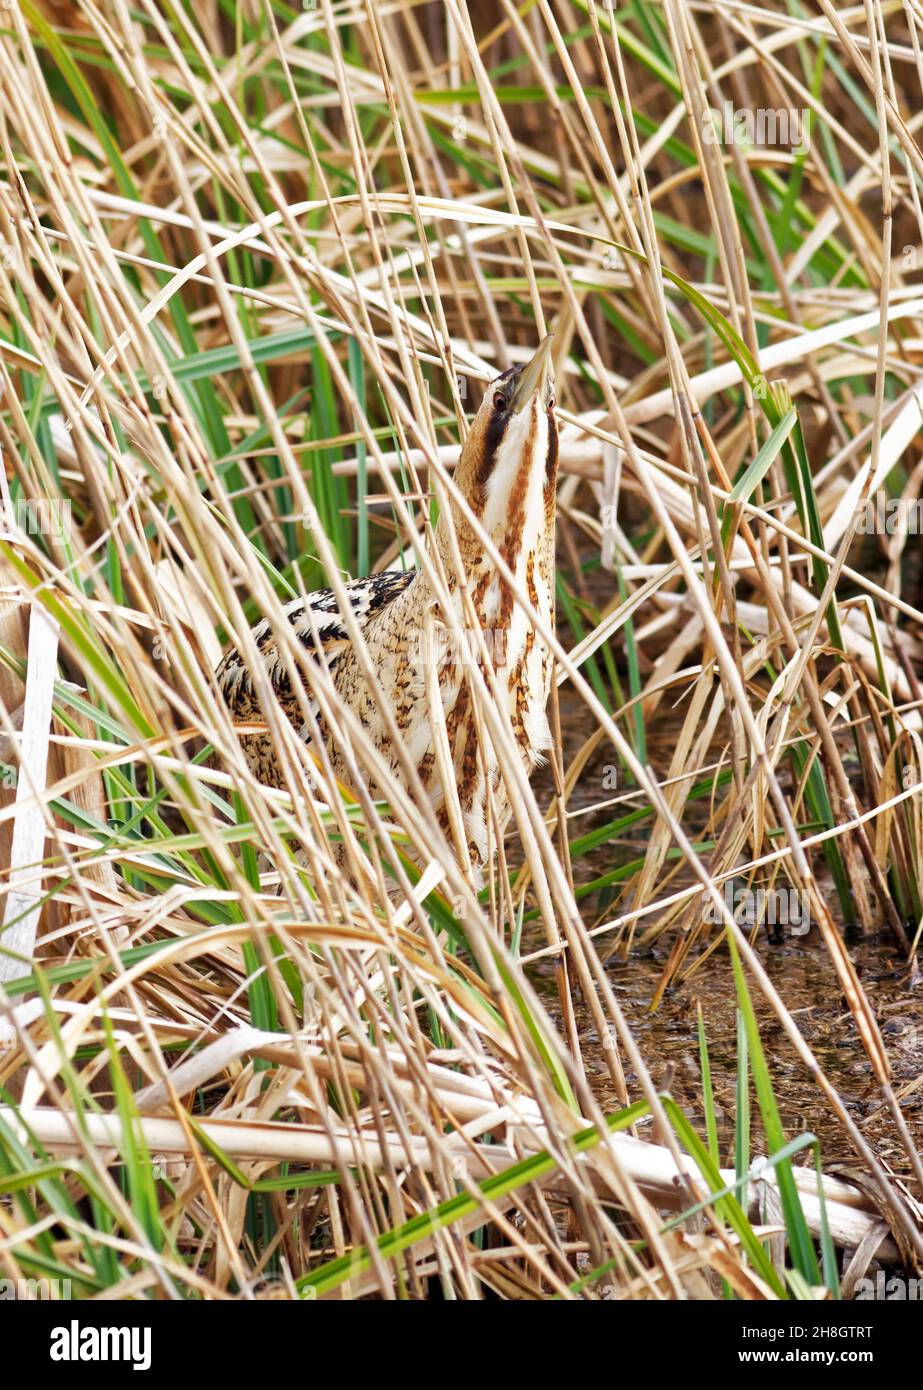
<box><xmin>216</xmin><ymin>335</ymin><xmax>558</xmax><ymax>868</ymax></box>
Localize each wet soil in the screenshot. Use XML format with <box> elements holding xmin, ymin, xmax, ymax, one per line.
<box><xmin>524</xmin><ymin>686</ymin><xmax>923</xmax><ymax>1175</ymax></box>
<box><xmin>530</xmin><ymin>933</ymin><xmax>923</xmax><ymax>1169</ymax></box>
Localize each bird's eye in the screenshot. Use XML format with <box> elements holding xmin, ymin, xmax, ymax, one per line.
<box><xmin>494</xmin><ymin>391</ymin><xmax>508</xmax><ymax>410</ymax></box>
<box><xmin>547</xmin><ymin>396</ymin><xmax>556</xmax><ymax>412</ymax></box>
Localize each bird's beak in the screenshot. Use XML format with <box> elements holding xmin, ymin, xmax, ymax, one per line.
<box><xmin>509</xmin><ymin>334</ymin><xmax>554</xmax><ymax>414</ymax></box>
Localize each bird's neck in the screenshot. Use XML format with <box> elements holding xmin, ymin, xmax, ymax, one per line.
<box><xmin>437</xmin><ymin>405</ymin><xmax>558</xmax><ymax>588</ymax></box>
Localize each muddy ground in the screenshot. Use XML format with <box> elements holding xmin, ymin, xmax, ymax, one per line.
<box><xmin>524</xmin><ymin>685</ymin><xmax>923</xmax><ymax>1173</ymax></box>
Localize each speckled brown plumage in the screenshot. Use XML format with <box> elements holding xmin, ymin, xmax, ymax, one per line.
<box><xmin>216</xmin><ymin>337</ymin><xmax>558</xmax><ymax>869</ymax></box>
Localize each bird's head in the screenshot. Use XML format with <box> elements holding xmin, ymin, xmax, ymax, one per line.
<box><xmin>449</xmin><ymin>335</ymin><xmax>558</xmax><ymax>541</ymax></box>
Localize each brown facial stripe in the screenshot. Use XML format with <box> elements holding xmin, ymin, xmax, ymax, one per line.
<box><xmin>545</xmin><ymin>412</ymin><xmax>559</xmax><ymax>486</ymax></box>
<box><xmin>472</xmin><ymin>401</ymin><xmax>509</xmax><ymax>501</ymax></box>
<box><xmin>498</xmin><ymin>407</ymin><xmax>537</xmax><ymax>574</ymax></box>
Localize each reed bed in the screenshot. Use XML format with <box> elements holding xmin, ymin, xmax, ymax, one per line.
<box><xmin>0</xmin><ymin>0</ymin><xmax>921</xmax><ymax>1299</ymax></box>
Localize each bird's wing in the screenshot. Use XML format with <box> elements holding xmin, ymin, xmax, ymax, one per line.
<box><xmin>216</xmin><ymin>568</ymin><xmax>415</xmax><ymax>717</ymax></box>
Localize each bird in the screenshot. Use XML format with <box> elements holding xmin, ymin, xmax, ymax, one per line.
<box><xmin>215</xmin><ymin>334</ymin><xmax>558</xmax><ymax>871</ymax></box>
